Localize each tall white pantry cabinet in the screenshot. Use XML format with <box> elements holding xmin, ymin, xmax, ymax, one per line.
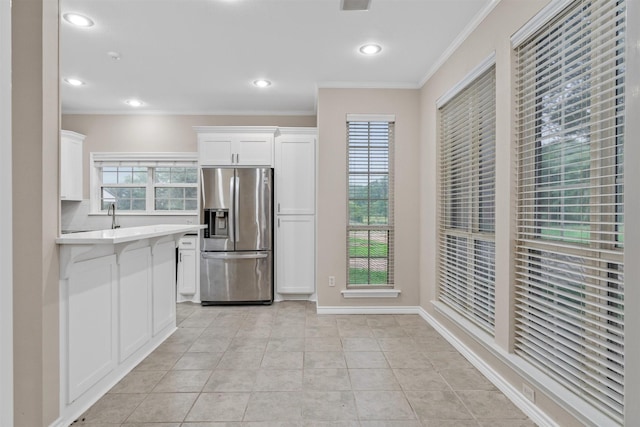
<box><xmin>194</xmin><ymin>126</ymin><xmax>317</xmax><ymax>299</ymax></box>
<box><xmin>274</xmin><ymin>128</ymin><xmax>316</xmax><ymax>297</ymax></box>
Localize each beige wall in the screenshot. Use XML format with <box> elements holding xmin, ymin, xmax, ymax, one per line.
<box><xmin>316</xmin><ymin>88</ymin><xmax>421</xmax><ymax>307</ymax></box>
<box><xmin>419</xmin><ymin>0</ymin><xmax>585</xmax><ymax>425</ymax></box>
<box><xmin>12</xmin><ymin>0</ymin><xmax>60</xmax><ymax>425</ymax></box>
<box><xmin>62</xmin><ymin>114</ymin><xmax>316</xmax><ymax>198</ymax></box>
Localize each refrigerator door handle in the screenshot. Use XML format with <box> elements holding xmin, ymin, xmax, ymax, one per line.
<box><xmin>201</xmin><ymin>252</ymin><xmax>269</xmax><ymax>260</ymax></box>
<box><xmin>234</xmin><ymin>176</ymin><xmax>240</xmax><ymax>243</ymax></box>
<box><xmin>228</xmin><ymin>176</ymin><xmax>235</xmax><ymax>243</ymax></box>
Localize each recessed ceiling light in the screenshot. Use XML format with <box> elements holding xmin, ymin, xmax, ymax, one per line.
<box><xmin>253</xmin><ymin>79</ymin><xmax>272</xmax><ymax>88</ymax></box>
<box><xmin>359</xmin><ymin>44</ymin><xmax>382</xmax><ymax>55</ymax></box>
<box><xmin>64</xmin><ymin>78</ymin><xmax>85</xmax><ymax>86</ymax></box>
<box><xmin>125</xmin><ymin>99</ymin><xmax>144</xmax><ymax>107</ymax></box>
<box><xmin>63</xmin><ymin>13</ymin><xmax>94</xmax><ymax>28</ymax></box>
<box><xmin>107</xmin><ymin>51</ymin><xmax>121</xmax><ymax>61</ymax></box>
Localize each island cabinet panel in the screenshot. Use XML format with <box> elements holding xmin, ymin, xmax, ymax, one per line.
<box><xmin>119</xmin><ymin>247</ymin><xmax>152</xmax><ymax>362</ymax></box>
<box><xmin>67</xmin><ymin>255</ymin><xmax>117</xmax><ymax>404</ymax></box>
<box><xmin>58</xmin><ymin>225</ymin><xmax>203</xmax><ymax>426</ymax></box>
<box><xmin>153</xmin><ymin>241</ymin><xmax>177</xmax><ymax>335</ymax></box>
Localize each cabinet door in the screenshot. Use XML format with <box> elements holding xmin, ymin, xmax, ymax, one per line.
<box><xmin>276</xmin><ymin>215</ymin><xmax>315</xmax><ymax>294</ymax></box>
<box><xmin>60</xmin><ymin>132</ymin><xmax>84</xmax><ymax>201</ymax></box>
<box><xmin>66</xmin><ymin>255</ymin><xmax>116</xmax><ymax>403</ymax></box>
<box><xmin>275</xmin><ymin>135</ymin><xmax>315</xmax><ymax>214</ymax></box>
<box><xmin>236</xmin><ymin>135</ymin><xmax>273</xmax><ymax>166</ymax></box>
<box><xmin>177</xmin><ymin>249</ymin><xmax>197</xmax><ymax>295</ymax></box>
<box><xmin>198</xmin><ymin>134</ymin><xmax>234</xmax><ymax>165</ymax></box>
<box><xmin>119</xmin><ymin>247</ymin><xmax>152</xmax><ymax>362</ymax></box>
<box><xmin>153</xmin><ymin>241</ymin><xmax>177</xmax><ymax>335</ymax></box>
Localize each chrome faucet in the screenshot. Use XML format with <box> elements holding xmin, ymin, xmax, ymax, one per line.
<box><xmin>107</xmin><ymin>202</ymin><xmax>120</xmax><ymax>229</ymax></box>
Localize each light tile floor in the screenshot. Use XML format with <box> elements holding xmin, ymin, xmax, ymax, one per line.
<box><xmin>77</xmin><ymin>301</ymin><xmax>536</xmax><ymax>426</ymax></box>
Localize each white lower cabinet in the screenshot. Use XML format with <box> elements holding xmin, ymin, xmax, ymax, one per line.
<box><xmin>66</xmin><ymin>255</ymin><xmax>117</xmax><ymax>403</ymax></box>
<box><xmin>153</xmin><ymin>241</ymin><xmax>178</xmax><ymax>335</ymax></box>
<box><xmin>119</xmin><ymin>247</ymin><xmax>152</xmax><ymax>362</ymax></box>
<box><xmin>177</xmin><ymin>236</ymin><xmax>197</xmax><ymax>296</ymax></box>
<box><xmin>276</xmin><ymin>215</ymin><xmax>315</xmax><ymax>294</ymax></box>
<box><xmin>61</xmin><ymin>237</ymin><xmax>180</xmax><ymax>421</ymax></box>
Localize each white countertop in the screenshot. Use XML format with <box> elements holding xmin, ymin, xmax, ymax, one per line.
<box><xmin>56</xmin><ymin>224</ymin><xmax>205</xmax><ymax>245</ymax></box>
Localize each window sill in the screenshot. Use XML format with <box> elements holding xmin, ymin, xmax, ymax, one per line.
<box><xmin>341</xmin><ymin>289</ymin><xmax>401</xmax><ymax>298</ymax></box>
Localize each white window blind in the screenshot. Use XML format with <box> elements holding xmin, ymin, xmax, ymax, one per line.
<box><xmin>514</xmin><ymin>0</ymin><xmax>625</xmax><ymax>422</ymax></box>
<box><xmin>347</xmin><ymin>120</ymin><xmax>394</xmax><ymax>287</ymax></box>
<box><xmin>438</xmin><ymin>65</ymin><xmax>496</xmax><ymax>334</ymax></box>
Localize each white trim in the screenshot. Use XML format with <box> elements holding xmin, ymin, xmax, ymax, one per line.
<box><xmin>418</xmin><ymin>304</ymin><xmax>559</xmax><ymax>427</ymax></box>
<box><xmin>423</xmin><ymin>301</ymin><xmax>619</xmax><ymax>427</ymax></box>
<box><xmin>89</xmin><ymin>152</ymin><xmax>199</xmax><ymax>214</ymax></box>
<box><xmin>313</xmin><ymin>302</ymin><xmax>612</xmax><ymax>425</ymax></box>
<box><xmin>276</xmin><ymin>127</ymin><xmax>318</xmax><ymax>136</ymax></box>
<box><xmin>341</xmin><ymin>289</ymin><xmax>401</xmax><ymax>298</ymax></box>
<box><xmin>623</xmin><ymin>0</ymin><xmax>640</xmax><ymax>422</ymax></box>
<box><xmin>435</xmin><ymin>51</ymin><xmax>496</xmax><ymax>108</ymax></box>
<box><xmin>316</xmin><ymin>81</ymin><xmax>420</xmax><ymax>90</ymax></box>
<box><xmin>346</xmin><ymin>114</ymin><xmax>396</xmax><ymax>123</ymax></box>
<box><xmin>192</xmin><ymin>126</ymin><xmax>279</xmax><ymax>135</ymax></box>
<box><xmin>91</xmin><ymin>152</ymin><xmax>198</xmax><ymax>162</ymax></box>
<box><xmin>62</xmin><ymin>109</ymin><xmax>317</xmax><ymax>116</ymax></box>
<box><xmin>510</xmin><ymin>0</ymin><xmax>574</xmax><ymax>47</ymax></box>
<box><xmin>316</xmin><ymin>305</ymin><xmax>417</xmax><ymax>315</ymax></box>
<box><xmin>0</xmin><ymin>0</ymin><xmax>13</xmax><ymax>424</ymax></box>
<box><xmin>47</xmin><ymin>418</ymin><xmax>64</xmax><ymax>427</ymax></box>
<box><xmin>419</xmin><ymin>0</ymin><xmax>501</xmax><ymax>87</ymax></box>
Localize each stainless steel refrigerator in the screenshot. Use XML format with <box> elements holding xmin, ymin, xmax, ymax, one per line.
<box><xmin>200</xmin><ymin>167</ymin><xmax>273</xmax><ymax>304</ymax></box>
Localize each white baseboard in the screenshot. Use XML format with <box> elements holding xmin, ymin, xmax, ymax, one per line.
<box><xmin>48</xmin><ymin>417</ymin><xmax>64</xmax><ymax>427</ymax></box>
<box><xmin>316</xmin><ymin>305</ymin><xmax>420</xmax><ymax>315</ymax></box>
<box><xmin>314</xmin><ymin>304</ymin><xmax>555</xmax><ymax>426</ymax></box>
<box><xmin>416</xmin><ymin>306</ymin><xmax>558</xmax><ymax>427</ymax></box>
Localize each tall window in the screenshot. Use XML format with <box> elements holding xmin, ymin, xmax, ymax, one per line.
<box><xmin>438</xmin><ymin>63</ymin><xmax>496</xmax><ymax>333</ymax></box>
<box><xmin>92</xmin><ymin>154</ymin><xmax>198</xmax><ymax>213</ymax></box>
<box><xmin>347</xmin><ymin>116</ymin><xmax>394</xmax><ymax>287</ymax></box>
<box><xmin>514</xmin><ymin>0</ymin><xmax>625</xmax><ymax>422</ymax></box>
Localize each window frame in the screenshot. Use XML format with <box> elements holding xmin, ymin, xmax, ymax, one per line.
<box><xmin>513</xmin><ymin>0</ymin><xmax>626</xmax><ymax>422</ymax></box>
<box><xmin>90</xmin><ymin>152</ymin><xmax>198</xmax><ymax>215</ymax></box>
<box><xmin>346</xmin><ymin>114</ymin><xmax>395</xmax><ymax>288</ymax></box>
<box><xmin>436</xmin><ymin>56</ymin><xmax>497</xmax><ymax>334</ymax></box>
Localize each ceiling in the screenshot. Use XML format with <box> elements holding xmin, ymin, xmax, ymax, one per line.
<box><xmin>60</xmin><ymin>0</ymin><xmax>495</xmax><ymax>116</ymax></box>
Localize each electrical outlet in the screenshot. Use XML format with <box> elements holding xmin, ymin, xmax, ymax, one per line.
<box><xmin>328</xmin><ymin>276</ymin><xmax>336</xmax><ymax>287</ymax></box>
<box><xmin>522</xmin><ymin>384</ymin><xmax>535</xmax><ymax>402</ymax></box>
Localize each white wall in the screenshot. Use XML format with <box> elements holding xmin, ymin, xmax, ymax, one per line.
<box><xmin>0</xmin><ymin>0</ymin><xmax>13</xmax><ymax>425</ymax></box>
<box><xmin>60</xmin><ymin>114</ymin><xmax>316</xmax><ymax>232</ymax></box>
<box><xmin>316</xmin><ymin>88</ymin><xmax>421</xmax><ymax>308</ymax></box>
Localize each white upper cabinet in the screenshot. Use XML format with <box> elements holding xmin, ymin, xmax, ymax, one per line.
<box><xmin>60</xmin><ymin>130</ymin><xmax>85</xmax><ymax>201</ymax></box>
<box><xmin>275</xmin><ymin>128</ymin><xmax>316</xmax><ymax>215</ymax></box>
<box><xmin>195</xmin><ymin>126</ymin><xmax>277</xmax><ymax>166</ymax></box>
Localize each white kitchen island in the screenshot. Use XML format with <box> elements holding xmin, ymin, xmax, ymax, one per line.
<box><xmin>56</xmin><ymin>224</ymin><xmax>204</xmax><ymax>426</ymax></box>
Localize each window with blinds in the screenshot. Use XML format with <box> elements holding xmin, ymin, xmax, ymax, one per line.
<box><xmin>347</xmin><ymin>119</ymin><xmax>394</xmax><ymax>287</ymax></box>
<box><xmin>514</xmin><ymin>0</ymin><xmax>626</xmax><ymax>422</ymax></box>
<box><xmin>92</xmin><ymin>154</ymin><xmax>198</xmax><ymax>214</ymax></box>
<box><xmin>438</xmin><ymin>64</ymin><xmax>496</xmax><ymax>334</ymax></box>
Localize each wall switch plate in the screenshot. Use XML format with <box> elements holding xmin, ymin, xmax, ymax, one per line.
<box><xmin>329</xmin><ymin>276</ymin><xmax>336</xmax><ymax>287</ymax></box>
<box><xmin>522</xmin><ymin>384</ymin><xmax>535</xmax><ymax>402</ymax></box>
